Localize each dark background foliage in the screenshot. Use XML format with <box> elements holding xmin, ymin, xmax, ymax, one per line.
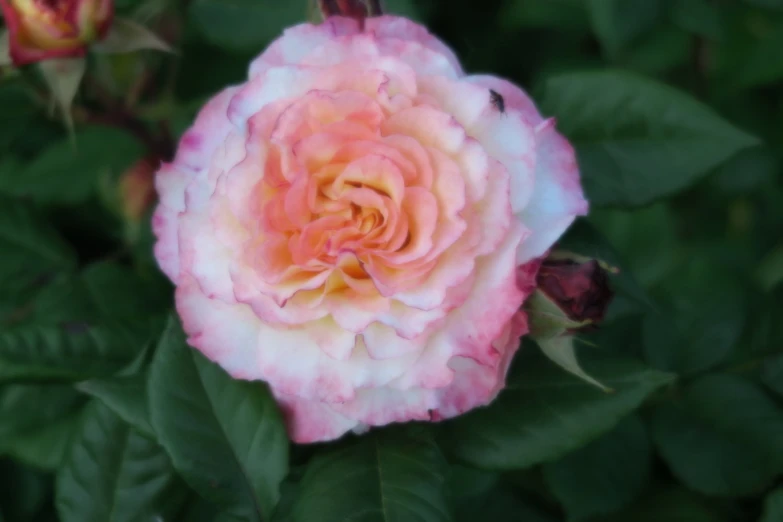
<box><xmin>1</xmin><ymin>0</ymin><xmax>782</xmax><ymax>521</ymax></box>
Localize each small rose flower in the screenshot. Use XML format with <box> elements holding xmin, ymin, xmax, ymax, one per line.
<box><xmin>536</xmin><ymin>259</ymin><xmax>613</xmax><ymax>330</ymax></box>
<box><xmin>153</xmin><ymin>16</ymin><xmax>588</xmax><ymax>443</ymax></box>
<box><xmin>0</xmin><ymin>0</ymin><xmax>113</xmax><ymax>66</ymax></box>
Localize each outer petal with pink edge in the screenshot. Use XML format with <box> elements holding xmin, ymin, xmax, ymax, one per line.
<box><xmin>249</xmin><ymin>15</ymin><xmax>463</xmax><ymax>79</ymax></box>
<box><xmin>465</xmin><ymin>75</ymin><xmax>588</xmax><ymax>263</ymax></box>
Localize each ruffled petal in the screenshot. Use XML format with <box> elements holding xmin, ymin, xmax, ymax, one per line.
<box><xmin>515</xmin><ymin>119</ymin><xmax>589</xmax><ymax>264</ymax></box>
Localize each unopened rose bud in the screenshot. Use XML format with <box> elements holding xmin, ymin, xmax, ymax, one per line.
<box><xmin>317</xmin><ymin>0</ymin><xmax>383</xmax><ymax>21</ymax></box>
<box><xmin>119</xmin><ymin>156</ymin><xmax>157</xmax><ymax>224</ymax></box>
<box><xmin>527</xmin><ymin>259</ymin><xmax>614</xmax><ymax>339</ymax></box>
<box><xmin>0</xmin><ymin>0</ymin><xmax>113</xmax><ymax>66</ymax></box>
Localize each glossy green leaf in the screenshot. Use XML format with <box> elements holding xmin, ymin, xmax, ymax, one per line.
<box><xmin>149</xmin><ymin>316</ymin><xmax>288</xmax><ymax>521</ymax></box>
<box><xmin>56</xmin><ymin>401</ymin><xmax>186</xmax><ymax>522</ymax></box>
<box><xmin>642</xmin><ymin>260</ymin><xmax>746</xmax><ymax>375</ymax></box>
<box><xmin>292</xmin><ymin>428</ymin><xmax>452</xmax><ymax>522</ymax></box>
<box><xmin>713</xmin><ymin>146</ymin><xmax>778</xmax><ymax>195</ymax></box>
<box><xmin>176</xmin><ymin>495</ymin><xmax>247</xmax><ymax>522</ymax></box>
<box><xmin>189</xmin><ymin>0</ymin><xmax>304</xmax><ymax>52</ymax></box>
<box><xmin>93</xmin><ymin>17</ymin><xmax>173</xmax><ymax>54</ymax></box>
<box><xmin>587</xmin><ymin>0</ymin><xmax>664</xmax><ymax>58</ymax></box>
<box><xmin>588</xmin><ymin>204</ymin><xmax>681</xmax><ymax>289</ymax></box>
<box><xmin>537</xmin><ymin>336</ymin><xmax>610</xmax><ymax>391</ymax></box>
<box><xmin>543</xmin><ymin>415</ymin><xmax>651</xmax><ymax>521</ymax></box>
<box><xmin>446</xmin><ymin>352</ymin><xmax>674</xmax><ymax>469</ymax></box>
<box><xmin>0</xmin><ymin>263</ymin><xmax>165</xmax><ymax>382</ymax></box>
<box><xmin>77</xmin><ymin>262</ymin><xmax>171</xmax><ymax>323</ymax></box>
<box><xmin>538</xmin><ymin>71</ymin><xmax>759</xmax><ymax>207</ymax></box>
<box><xmin>0</xmin><ymin>197</ymin><xmax>76</xmax><ymax>320</ymax></box>
<box><xmin>0</xmin><ymin>323</ymin><xmax>140</xmax><ymax>382</ymax></box>
<box><xmin>38</xmin><ymin>57</ymin><xmax>86</xmax><ymax>132</ymax></box>
<box><xmin>447</xmin><ymin>467</ymin><xmax>557</xmax><ymax>522</ymax></box>
<box><xmin>0</xmin><ymin>83</ymin><xmax>37</xmax><ymax>152</ymax></box>
<box><xmin>651</xmin><ymin>374</ymin><xmax>783</xmax><ymax>496</ymax></box>
<box><xmin>599</xmin><ymin>486</ymin><xmax>727</xmax><ymax>522</ymax></box>
<box><xmin>5</xmin><ymin>414</ymin><xmax>82</xmax><ymax>471</ymax></box>
<box><xmin>3</xmin><ymin>128</ymin><xmax>142</xmax><ymax>204</ymax></box>
<box><xmin>78</xmin><ymin>374</ymin><xmax>154</xmax><ymax>438</ymax></box>
<box><xmin>0</xmin><ymin>384</ymin><xmax>86</xmax><ymax>469</ymax></box>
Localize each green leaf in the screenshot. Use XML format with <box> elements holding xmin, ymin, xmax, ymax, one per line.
<box><xmin>4</xmin><ymin>128</ymin><xmax>143</xmax><ymax>204</ymax></box>
<box><xmin>0</xmin><ymin>83</ymin><xmax>37</xmax><ymax>152</ymax></box>
<box><xmin>0</xmin><ymin>459</ymin><xmax>51</xmax><ymax>521</ymax></box>
<box><xmin>651</xmin><ymin>374</ymin><xmax>783</xmax><ymax>496</ymax></box>
<box><xmin>0</xmin><ymin>384</ymin><xmax>86</xmax><ymax>470</ymax></box>
<box><xmin>445</xmin><ymin>352</ymin><xmax>674</xmax><ymax>469</ymax></box>
<box><xmin>384</xmin><ymin>0</ymin><xmax>430</xmax><ymax>21</ymax></box>
<box><xmin>588</xmin><ymin>204</ymin><xmax>680</xmax><ymax>289</ymax></box>
<box><xmin>526</xmin><ymin>290</ymin><xmax>590</xmax><ymax>339</ymax></box>
<box><xmin>38</xmin><ymin>57</ymin><xmax>86</xmax><ymax>132</ymax></box>
<box><xmin>78</xmin><ymin>261</ymin><xmax>171</xmax><ymax>323</ymax></box>
<box><xmin>0</xmin><ymin>262</ymin><xmax>167</xmax><ymax>382</ymax></box>
<box><xmin>78</xmin><ymin>374</ymin><xmax>154</xmax><ymax>438</ymax></box>
<box><xmin>713</xmin><ymin>146</ymin><xmax>778</xmax><ymax>195</ymax></box>
<box><xmin>758</xmin><ymin>243</ymin><xmax>783</xmax><ymax>291</ymax></box>
<box><xmin>445</xmin><ymin>467</ymin><xmax>555</xmax><ymax>522</ymax></box>
<box><xmin>543</xmin><ymin>415</ymin><xmax>651</xmax><ymax>521</ymax></box>
<box><xmin>93</xmin><ymin>17</ymin><xmax>173</xmax><ymax>54</ymax></box>
<box><xmin>672</xmin><ymin>0</ymin><xmax>723</xmax><ymax>39</ymax></box>
<box><xmin>0</xmin><ymin>197</ymin><xmax>76</xmax><ymax>320</ymax></box>
<box><xmin>149</xmin><ymin>316</ymin><xmax>288</xmax><ymax>521</ymax></box>
<box><xmin>538</xmin><ymin>70</ymin><xmax>759</xmax><ymax>207</ymax></box>
<box><xmin>0</xmin><ymin>323</ymin><xmax>141</xmax><ymax>382</ymax></box>
<box><xmin>537</xmin><ymin>336</ymin><xmax>611</xmax><ymax>392</ymax></box>
<box><xmin>711</xmin><ymin>9</ymin><xmax>783</xmax><ymax>93</ymax></box>
<box><xmin>762</xmin><ymin>354</ymin><xmax>783</xmax><ymax>398</ymax></box>
<box><xmin>56</xmin><ymin>401</ymin><xmax>186</xmax><ymax>522</ymax></box>
<box><xmin>744</xmin><ymin>0</ymin><xmax>783</xmax><ymax>8</ymax></box>
<box><xmin>587</xmin><ymin>0</ymin><xmax>664</xmax><ymax>59</ymax></box>
<box><xmin>598</xmin><ymin>486</ymin><xmax>727</xmax><ymax>522</ymax></box>
<box><xmin>0</xmin><ymin>29</ymin><xmax>10</xmax><ymax>66</ymax></box>
<box><xmin>291</xmin><ymin>428</ymin><xmax>452</xmax><ymax>522</ymax></box>
<box><xmin>189</xmin><ymin>0</ymin><xmax>304</xmax><ymax>52</ymax></box>
<box><xmin>6</xmin><ymin>414</ymin><xmax>82</xmax><ymax>470</ymax></box>
<box><xmin>761</xmin><ymin>488</ymin><xmax>783</xmax><ymax>522</ymax></box>
<box><xmin>176</xmin><ymin>494</ymin><xmax>246</xmax><ymax>522</ymax></box>
<box><xmin>642</xmin><ymin>260</ymin><xmax>746</xmax><ymax>375</ymax></box>
<box><xmin>498</xmin><ymin>0</ymin><xmax>589</xmax><ymax>30</ymax></box>
<box><xmin>620</xmin><ymin>25</ymin><xmax>691</xmax><ymax>75</ymax></box>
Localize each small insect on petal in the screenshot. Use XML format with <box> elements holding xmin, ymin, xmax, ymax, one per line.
<box><xmin>489</xmin><ymin>88</ymin><xmax>505</xmax><ymax>113</ymax></box>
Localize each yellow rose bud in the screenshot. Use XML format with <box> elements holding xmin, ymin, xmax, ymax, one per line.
<box><xmin>0</xmin><ymin>0</ymin><xmax>113</xmax><ymax>65</ymax></box>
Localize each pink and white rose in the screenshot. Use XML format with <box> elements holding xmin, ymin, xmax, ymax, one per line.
<box><xmin>153</xmin><ymin>15</ymin><xmax>588</xmax><ymax>443</ymax></box>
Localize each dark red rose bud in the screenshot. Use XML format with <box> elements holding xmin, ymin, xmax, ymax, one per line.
<box><xmin>317</xmin><ymin>0</ymin><xmax>383</xmax><ymax>24</ymax></box>
<box><xmin>536</xmin><ymin>259</ymin><xmax>614</xmax><ymax>331</ymax></box>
